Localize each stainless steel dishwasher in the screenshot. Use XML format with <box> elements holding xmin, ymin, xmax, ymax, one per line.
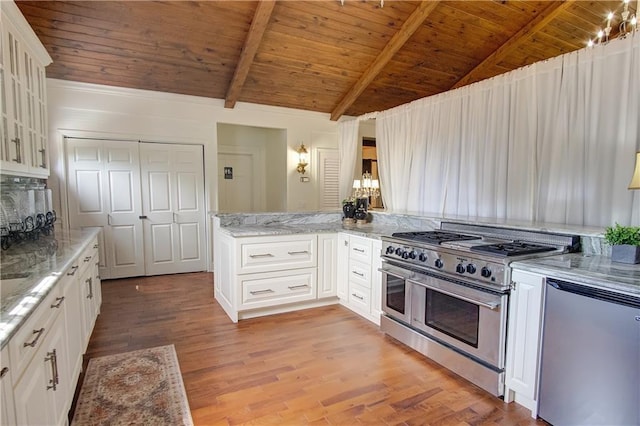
<box><xmin>538</xmin><ymin>278</ymin><xmax>640</xmax><ymax>426</ymax></box>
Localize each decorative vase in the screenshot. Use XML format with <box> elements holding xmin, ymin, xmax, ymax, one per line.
<box><xmin>355</xmin><ymin>208</ymin><xmax>367</xmax><ymax>221</ymax></box>
<box><xmin>611</xmin><ymin>244</ymin><xmax>640</xmax><ymax>264</ymax></box>
<box><xmin>342</xmin><ymin>201</ymin><xmax>355</xmax><ymax>219</ymax></box>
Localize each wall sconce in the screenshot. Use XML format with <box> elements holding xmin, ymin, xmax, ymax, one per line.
<box><xmin>296</xmin><ymin>143</ymin><xmax>308</xmax><ymax>174</ymax></box>
<box><xmin>629</xmin><ymin>151</ymin><xmax>640</xmax><ymax>189</ymax></box>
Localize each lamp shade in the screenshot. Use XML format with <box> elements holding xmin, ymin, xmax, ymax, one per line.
<box><xmin>629</xmin><ymin>152</ymin><xmax>640</xmax><ymax>189</ymax></box>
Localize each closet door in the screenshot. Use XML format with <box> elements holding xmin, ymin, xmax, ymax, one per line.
<box><xmin>66</xmin><ymin>138</ymin><xmax>145</xmax><ymax>279</ymax></box>
<box><xmin>140</xmin><ymin>143</ymin><xmax>206</xmax><ymax>275</ymax></box>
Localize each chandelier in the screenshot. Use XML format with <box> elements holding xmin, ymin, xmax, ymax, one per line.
<box><xmin>352</xmin><ymin>172</ymin><xmax>380</xmax><ymax>199</ymax></box>
<box><xmin>588</xmin><ymin>0</ymin><xmax>638</xmax><ymax>46</ymax></box>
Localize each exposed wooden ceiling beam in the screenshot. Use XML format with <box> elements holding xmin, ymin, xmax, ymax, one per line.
<box><xmin>330</xmin><ymin>1</ymin><xmax>440</xmax><ymax>121</ymax></box>
<box><xmin>450</xmin><ymin>0</ymin><xmax>575</xmax><ymax>90</ymax></box>
<box><xmin>225</xmin><ymin>0</ymin><xmax>276</xmax><ymax>109</ymax></box>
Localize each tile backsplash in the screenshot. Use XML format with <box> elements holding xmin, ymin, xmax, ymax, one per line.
<box><xmin>1</xmin><ymin>175</ymin><xmax>55</xmax><ymax>248</ymax></box>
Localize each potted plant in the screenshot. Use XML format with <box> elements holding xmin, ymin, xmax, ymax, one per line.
<box><xmin>604</xmin><ymin>223</ymin><xmax>640</xmax><ymax>264</ymax></box>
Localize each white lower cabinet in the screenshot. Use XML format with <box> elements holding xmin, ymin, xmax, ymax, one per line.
<box><xmin>337</xmin><ymin>233</ymin><xmax>382</xmax><ymax>325</ymax></box>
<box><xmin>4</xmin><ymin>235</ymin><xmax>102</xmax><ymax>426</ymax></box>
<box><xmin>240</xmin><ymin>268</ymin><xmax>317</xmax><ymax>309</ymax></box>
<box><xmin>317</xmin><ymin>233</ymin><xmax>338</xmax><ymax>299</ymax></box>
<box><xmin>1</xmin><ymin>346</ymin><xmax>17</xmax><ymax>426</ymax></box>
<box><xmin>504</xmin><ymin>269</ymin><xmax>545</xmax><ymax>418</ymax></box>
<box><xmin>12</xmin><ymin>297</ymin><xmax>70</xmax><ymax>426</ymax></box>
<box><xmin>336</xmin><ymin>233</ymin><xmax>350</xmax><ymax>300</ymax></box>
<box><xmin>213</xmin><ymin>222</ymin><xmax>340</xmax><ymax>322</ymax></box>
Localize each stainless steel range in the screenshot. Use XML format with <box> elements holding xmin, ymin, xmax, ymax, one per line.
<box><xmin>379</xmin><ymin>222</ymin><xmax>580</xmax><ymax>397</ymax></box>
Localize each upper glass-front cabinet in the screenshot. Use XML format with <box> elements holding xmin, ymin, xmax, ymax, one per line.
<box><xmin>0</xmin><ymin>1</ymin><xmax>52</xmax><ymax>177</ymax></box>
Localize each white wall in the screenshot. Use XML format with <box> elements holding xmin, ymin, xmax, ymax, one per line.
<box><xmin>46</xmin><ymin>78</ymin><xmax>340</xmax><ymax>222</ymax></box>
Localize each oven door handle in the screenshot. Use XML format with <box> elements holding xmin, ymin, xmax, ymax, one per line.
<box><xmin>407</xmin><ymin>278</ymin><xmax>501</xmax><ymax>310</ymax></box>
<box><xmin>379</xmin><ymin>263</ymin><xmax>415</xmax><ymax>280</ymax></box>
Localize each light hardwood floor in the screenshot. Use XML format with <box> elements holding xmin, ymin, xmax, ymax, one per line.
<box><xmin>80</xmin><ymin>272</ymin><xmax>547</xmax><ymax>425</ymax></box>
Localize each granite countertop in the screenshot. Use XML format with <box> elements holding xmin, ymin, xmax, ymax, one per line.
<box><xmin>511</xmin><ymin>253</ymin><xmax>640</xmax><ymax>297</ymax></box>
<box><xmin>0</xmin><ymin>228</ymin><xmax>99</xmax><ymax>349</ymax></box>
<box><xmin>217</xmin><ymin>221</ymin><xmax>405</xmax><ymax>240</ymax></box>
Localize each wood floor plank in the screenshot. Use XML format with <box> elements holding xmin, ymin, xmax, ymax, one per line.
<box><xmin>76</xmin><ymin>272</ymin><xmax>548</xmax><ymax>425</ymax></box>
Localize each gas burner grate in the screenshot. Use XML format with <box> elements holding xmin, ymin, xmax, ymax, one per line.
<box><xmin>391</xmin><ymin>231</ymin><xmax>482</xmax><ymax>244</ymax></box>
<box><xmin>470</xmin><ymin>241</ymin><xmax>556</xmax><ymax>257</ymax></box>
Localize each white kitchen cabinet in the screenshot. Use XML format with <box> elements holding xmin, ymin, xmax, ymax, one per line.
<box><xmin>213</xmin><ymin>220</ymin><xmax>339</xmax><ymax>322</ymax></box>
<box><xmin>61</xmin><ymin>260</ymin><xmax>84</xmax><ymax>387</ymax></box>
<box><xmin>338</xmin><ymin>233</ymin><xmax>382</xmax><ymax>325</ymax></box>
<box><xmin>1</xmin><ymin>346</ymin><xmax>17</xmax><ymax>426</ymax></box>
<box><xmin>317</xmin><ymin>233</ymin><xmax>338</xmax><ymax>299</ymax></box>
<box><xmin>13</xmin><ymin>311</ymin><xmax>70</xmax><ymax>426</ymax></box>
<box><xmin>0</xmin><ymin>1</ymin><xmax>52</xmax><ymax>177</ymax></box>
<box><xmin>336</xmin><ymin>233</ymin><xmax>349</xmax><ymax>301</ymax></box>
<box><xmin>2</xmin><ymin>234</ymin><xmax>100</xmax><ymax>426</ymax></box>
<box><xmin>239</xmin><ymin>268</ymin><xmax>317</xmax><ymax>309</ymax></box>
<box><xmin>77</xmin><ymin>238</ymin><xmax>101</xmax><ymax>351</ymax></box>
<box><xmin>504</xmin><ymin>269</ymin><xmax>545</xmax><ymax>418</ymax></box>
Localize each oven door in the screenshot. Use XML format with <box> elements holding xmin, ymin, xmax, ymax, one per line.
<box><xmin>409</xmin><ymin>273</ymin><xmax>507</xmax><ymax>369</ymax></box>
<box><xmin>380</xmin><ymin>261</ymin><xmax>412</xmax><ymax>324</ymax></box>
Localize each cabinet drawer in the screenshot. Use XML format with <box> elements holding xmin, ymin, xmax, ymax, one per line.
<box><xmin>9</xmin><ymin>285</ymin><xmax>64</xmax><ymax>383</ymax></box>
<box><xmin>77</xmin><ymin>239</ymin><xmax>98</xmax><ymax>276</ymax></box>
<box><xmin>239</xmin><ymin>235</ymin><xmax>317</xmax><ymax>274</ymax></box>
<box><xmin>239</xmin><ymin>268</ymin><xmax>317</xmax><ymax>310</ymax></box>
<box><xmin>348</xmin><ymin>259</ymin><xmax>371</xmax><ymax>288</ymax></box>
<box><xmin>349</xmin><ymin>236</ymin><xmax>372</xmax><ymax>264</ymax></box>
<box><xmin>348</xmin><ymin>282</ymin><xmax>371</xmax><ymax>313</ymax></box>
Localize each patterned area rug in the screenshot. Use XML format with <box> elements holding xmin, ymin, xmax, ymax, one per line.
<box><xmin>72</xmin><ymin>345</ymin><xmax>193</xmax><ymax>426</ymax></box>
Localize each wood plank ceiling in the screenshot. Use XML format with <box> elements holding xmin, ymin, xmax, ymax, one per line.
<box><xmin>16</xmin><ymin>0</ymin><xmax>637</xmax><ymax>120</ymax></box>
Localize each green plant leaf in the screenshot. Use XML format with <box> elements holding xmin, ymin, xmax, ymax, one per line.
<box><xmin>604</xmin><ymin>223</ymin><xmax>640</xmax><ymax>246</ymax></box>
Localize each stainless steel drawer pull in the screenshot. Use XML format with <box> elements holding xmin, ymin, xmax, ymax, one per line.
<box><xmin>24</xmin><ymin>328</ymin><xmax>45</xmax><ymax>348</ymax></box>
<box><xmin>287</xmin><ymin>284</ymin><xmax>309</xmax><ymax>290</ymax></box>
<box><xmin>249</xmin><ymin>253</ymin><xmax>275</xmax><ymax>258</ymax></box>
<box><xmin>0</xmin><ymin>367</ymin><xmax>9</xmax><ymax>379</ymax></box>
<box><xmin>51</xmin><ymin>296</ymin><xmax>65</xmax><ymax>309</ymax></box>
<box><xmin>352</xmin><ymin>293</ymin><xmax>364</xmax><ymax>300</ymax></box>
<box><xmin>352</xmin><ymin>270</ymin><xmax>365</xmax><ymax>277</ymax></box>
<box><xmin>249</xmin><ymin>289</ymin><xmax>275</xmax><ymax>295</ymax></box>
<box><xmin>86</xmin><ymin>277</ymin><xmax>93</xmax><ymax>299</ymax></box>
<box><xmin>66</xmin><ymin>265</ymin><xmax>79</xmax><ymax>276</ymax></box>
<box><xmin>287</xmin><ymin>250</ymin><xmax>309</xmax><ymax>255</ymax></box>
<box><xmin>45</xmin><ymin>349</ymin><xmax>58</xmax><ymax>391</ymax></box>
<box><xmin>353</xmin><ymin>248</ymin><xmax>365</xmax><ymax>253</ymax></box>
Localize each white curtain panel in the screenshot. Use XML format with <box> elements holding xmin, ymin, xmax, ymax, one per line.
<box><xmin>376</xmin><ymin>33</ymin><xmax>639</xmax><ymax>227</ymax></box>
<box><xmin>337</xmin><ymin>119</ymin><xmax>360</xmax><ymax>202</ymax></box>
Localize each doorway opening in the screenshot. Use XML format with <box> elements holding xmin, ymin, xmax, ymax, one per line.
<box><xmin>216</xmin><ymin>123</ymin><xmax>287</xmax><ymax>213</ymax></box>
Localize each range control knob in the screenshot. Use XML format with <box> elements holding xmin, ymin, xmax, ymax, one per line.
<box><xmin>481</xmin><ymin>266</ymin><xmax>492</xmax><ymax>278</ymax></box>
<box><xmin>408</xmin><ymin>250</ymin><xmax>417</xmax><ymax>260</ymax></box>
<box><xmin>395</xmin><ymin>248</ymin><xmax>404</xmax><ymax>256</ymax></box>
<box><xmin>456</xmin><ymin>264</ymin><xmax>465</xmax><ymax>274</ymax></box>
<box><xmin>386</xmin><ymin>246</ymin><xmax>395</xmax><ymax>254</ymax></box>
<box><xmin>434</xmin><ymin>258</ymin><xmax>444</xmax><ymax>269</ymax></box>
<box><xmin>402</xmin><ymin>251</ymin><xmax>410</xmax><ymax>259</ymax></box>
<box><xmin>418</xmin><ymin>253</ymin><xmax>428</xmax><ymax>262</ymax></box>
<box><xmin>466</xmin><ymin>264</ymin><xmax>477</xmax><ymax>274</ymax></box>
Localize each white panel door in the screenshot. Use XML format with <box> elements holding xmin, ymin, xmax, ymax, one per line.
<box><xmin>66</xmin><ymin>138</ymin><xmax>144</xmax><ymax>279</ymax></box>
<box><xmin>140</xmin><ymin>143</ymin><xmax>206</xmax><ymax>275</ymax></box>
